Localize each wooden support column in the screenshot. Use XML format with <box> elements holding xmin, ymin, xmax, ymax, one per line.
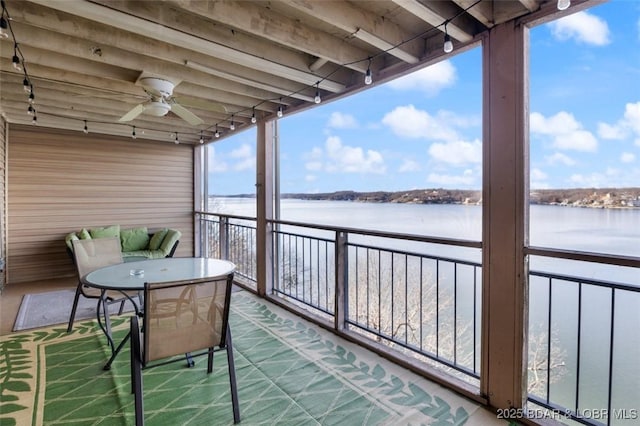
<box><xmin>256</xmin><ymin>120</ymin><xmax>275</xmax><ymax>297</ymax></box>
<box><xmin>481</xmin><ymin>20</ymin><xmax>529</xmax><ymax>410</ymax></box>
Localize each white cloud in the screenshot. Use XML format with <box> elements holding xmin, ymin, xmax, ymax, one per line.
<box><xmin>208</xmin><ymin>146</ymin><xmax>228</xmax><ymax>173</ymax></box>
<box><xmin>382</xmin><ymin>105</ymin><xmax>460</xmax><ymax>141</ymax></box>
<box><xmin>621</xmin><ymin>152</ymin><xmax>636</xmax><ymax>163</ymax></box>
<box><xmin>230</xmin><ymin>144</ymin><xmax>252</xmax><ymax>158</ymax></box>
<box><xmin>327</xmin><ymin>112</ymin><xmax>358</xmax><ymax>129</ymax></box>
<box><xmin>548</xmin><ymin>11</ymin><xmax>611</xmax><ymax>46</ymax></box>
<box><xmin>530</xmin><ymin>111</ymin><xmax>598</xmax><ymax>152</ymax></box>
<box><xmin>531</xmin><ymin>168</ymin><xmax>548</xmax><ymax>180</ymax></box>
<box><xmin>545</xmin><ymin>152</ymin><xmax>576</xmax><ymax>166</ymax></box>
<box><xmin>596</xmin><ymin>102</ymin><xmax>640</xmax><ymax>146</ymax></box>
<box><xmin>398</xmin><ymin>159</ymin><xmax>421</xmax><ymax>173</ymax></box>
<box><xmin>304</xmin><ymin>136</ymin><xmax>386</xmax><ymax>174</ymax></box>
<box><xmin>427</xmin><ymin>170</ymin><xmax>476</xmax><ymax>186</ymax></box>
<box><xmin>387</xmin><ymin>60</ymin><xmax>457</xmax><ymax>96</ymax></box>
<box><xmin>428</xmin><ymin>139</ymin><xmax>482</xmax><ymax>166</ymax></box>
<box><xmin>305</xmin><ymin>174</ymin><xmax>317</xmax><ymax>182</ymax></box>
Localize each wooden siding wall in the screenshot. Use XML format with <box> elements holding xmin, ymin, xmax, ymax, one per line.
<box><xmin>0</xmin><ymin>118</ymin><xmax>6</xmax><ymax>290</ymax></box>
<box><xmin>6</xmin><ymin>125</ymin><xmax>194</xmax><ymax>284</ymax></box>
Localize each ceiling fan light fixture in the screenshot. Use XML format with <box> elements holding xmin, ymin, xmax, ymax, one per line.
<box><xmin>144</xmin><ymin>100</ymin><xmax>171</xmax><ymax>116</ymax></box>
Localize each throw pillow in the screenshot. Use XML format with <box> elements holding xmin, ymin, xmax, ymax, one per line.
<box><xmin>79</xmin><ymin>228</ymin><xmax>92</xmax><ymax>240</ymax></box>
<box><xmin>64</xmin><ymin>232</ymin><xmax>79</xmax><ymax>250</ymax></box>
<box><xmin>149</xmin><ymin>228</ymin><xmax>169</xmax><ymax>250</ymax></box>
<box><xmin>121</xmin><ymin>227</ymin><xmax>149</xmax><ymax>252</ymax></box>
<box><xmin>159</xmin><ymin>229</ymin><xmax>182</xmax><ymax>255</ymax></box>
<box><xmin>90</xmin><ymin>224</ymin><xmax>120</xmax><ymax>240</ymax></box>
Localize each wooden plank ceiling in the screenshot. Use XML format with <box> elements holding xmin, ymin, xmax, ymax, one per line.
<box><xmin>0</xmin><ymin>0</ymin><xmax>556</xmax><ymax>145</ymax></box>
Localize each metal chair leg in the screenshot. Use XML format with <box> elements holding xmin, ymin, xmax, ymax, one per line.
<box><xmin>67</xmin><ymin>283</ymin><xmax>83</xmax><ymax>333</ymax></box>
<box><xmin>226</xmin><ymin>328</ymin><xmax>240</xmax><ymax>424</ymax></box>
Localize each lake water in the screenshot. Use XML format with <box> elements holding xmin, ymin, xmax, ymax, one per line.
<box><xmin>212</xmin><ymin>197</ymin><xmax>639</xmax><ymax>423</ymax></box>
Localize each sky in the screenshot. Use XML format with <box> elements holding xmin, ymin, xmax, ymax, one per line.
<box><xmin>208</xmin><ymin>1</ymin><xmax>640</xmax><ymax>195</ymax></box>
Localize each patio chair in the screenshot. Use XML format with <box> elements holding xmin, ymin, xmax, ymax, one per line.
<box><xmin>67</xmin><ymin>237</ymin><xmax>134</xmax><ymax>333</ymax></box>
<box><xmin>130</xmin><ymin>273</ymin><xmax>239</xmax><ymax>425</ymax></box>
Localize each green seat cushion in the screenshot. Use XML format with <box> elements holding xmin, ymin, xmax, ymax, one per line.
<box><xmin>90</xmin><ymin>224</ymin><xmax>120</xmax><ymax>240</ymax></box>
<box><xmin>149</xmin><ymin>228</ymin><xmax>169</xmax><ymax>250</ymax></box>
<box><xmin>159</xmin><ymin>229</ymin><xmax>181</xmax><ymax>255</ymax></box>
<box><xmin>123</xmin><ymin>250</ymin><xmax>167</xmax><ymax>259</ymax></box>
<box><xmin>120</xmin><ymin>227</ymin><xmax>149</xmax><ymax>252</ymax></box>
<box><xmin>65</xmin><ymin>232</ymin><xmax>79</xmax><ymax>250</ymax></box>
<box><xmin>78</xmin><ymin>228</ymin><xmax>92</xmax><ymax>240</ymax></box>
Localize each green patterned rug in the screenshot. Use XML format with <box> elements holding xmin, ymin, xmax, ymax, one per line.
<box><xmin>0</xmin><ymin>292</ymin><xmax>498</xmax><ymax>425</ymax></box>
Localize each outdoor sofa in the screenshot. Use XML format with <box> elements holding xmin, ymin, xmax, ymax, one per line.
<box><xmin>65</xmin><ymin>225</ymin><xmax>181</xmax><ymax>262</ymax></box>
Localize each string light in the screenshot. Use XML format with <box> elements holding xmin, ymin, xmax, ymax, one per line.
<box><xmin>230</xmin><ymin>115</ymin><xmax>235</xmax><ymax>131</ymax></box>
<box><xmin>23</xmin><ymin>78</ymin><xmax>30</xmax><ymax>93</ymax></box>
<box><xmin>199</xmin><ymin>131</ymin><xmax>204</xmax><ymax>144</ymax></box>
<box><xmin>557</xmin><ymin>0</ymin><xmax>570</xmax><ymax>10</ymax></box>
<box><xmin>132</xmin><ymin>126</ymin><xmax>136</xmax><ymax>139</ymax></box>
<box><xmin>0</xmin><ymin>16</ymin><xmax>9</xmax><ymax>39</ymax></box>
<box><xmin>364</xmin><ymin>58</ymin><xmax>373</xmax><ymax>85</ymax></box>
<box><xmin>314</xmin><ymin>82</ymin><xmax>321</xmax><ymax>104</ymax></box>
<box><xmin>215</xmin><ymin>125</ymin><xmax>220</xmax><ymax>138</ymax></box>
<box><xmin>251</xmin><ymin>107</ymin><xmax>257</xmax><ymax>124</ymax></box>
<box><xmin>443</xmin><ymin>22</ymin><xmax>453</xmax><ymax>53</ymax></box>
<box><xmin>31</xmin><ymin>114</ymin><xmax>37</xmax><ymax>125</ymax></box>
<box><xmin>28</xmin><ymin>91</ymin><xmax>34</xmax><ymax>104</ymax></box>
<box><xmin>174</xmin><ymin>132</ymin><xmax>179</xmax><ymax>144</ymax></box>
<box><xmin>277</xmin><ymin>104</ymin><xmax>283</xmax><ymax>118</ymax></box>
<box><xmin>27</xmin><ymin>105</ymin><xmax>34</xmax><ymax>116</ymax></box>
<box><xmin>12</xmin><ymin>44</ymin><xmax>21</xmax><ymax>71</ymax></box>
<box><xmin>83</xmin><ymin>120</ymin><xmax>88</xmax><ymax>133</ymax></box>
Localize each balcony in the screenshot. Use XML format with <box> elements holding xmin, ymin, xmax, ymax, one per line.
<box><xmin>198</xmin><ymin>212</ymin><xmax>640</xmax><ymax>426</ymax></box>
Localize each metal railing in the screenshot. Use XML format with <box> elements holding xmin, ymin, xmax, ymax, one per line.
<box><xmin>525</xmin><ymin>249</ymin><xmax>640</xmax><ymax>426</ymax></box>
<box><xmin>196</xmin><ymin>212</ymin><xmax>639</xmax><ymax>425</ymax></box>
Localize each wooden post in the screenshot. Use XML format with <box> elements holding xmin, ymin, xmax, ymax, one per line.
<box><xmin>481</xmin><ymin>20</ymin><xmax>529</xmax><ymax>410</ymax></box>
<box><xmin>256</xmin><ymin>120</ymin><xmax>274</xmax><ymax>297</ymax></box>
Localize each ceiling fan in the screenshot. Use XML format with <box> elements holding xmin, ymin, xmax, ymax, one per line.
<box><xmin>118</xmin><ymin>77</ymin><xmax>204</xmax><ymax>126</ymax></box>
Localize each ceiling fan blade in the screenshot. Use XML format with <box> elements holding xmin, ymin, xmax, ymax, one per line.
<box><xmin>173</xmin><ymin>96</ymin><xmax>227</xmax><ymax>113</ymax></box>
<box><xmin>118</xmin><ymin>104</ymin><xmax>145</xmax><ymax>122</ymax></box>
<box><xmin>170</xmin><ymin>102</ymin><xmax>204</xmax><ymax>125</ymax></box>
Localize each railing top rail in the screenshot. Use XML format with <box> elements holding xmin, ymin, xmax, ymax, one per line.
<box><xmin>195</xmin><ymin>211</ymin><xmax>257</xmax><ymax>222</ymax></box>
<box><xmin>270</xmin><ymin>218</ymin><xmax>483</xmax><ymax>249</ymax></box>
<box><xmin>530</xmin><ymin>270</ymin><xmax>640</xmax><ymax>292</ymax></box>
<box><xmin>526</xmin><ymin>246</ymin><xmax>640</xmax><ymax>268</ymax></box>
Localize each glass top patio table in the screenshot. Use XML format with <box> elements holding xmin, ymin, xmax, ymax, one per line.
<box><xmin>81</xmin><ymin>257</ymin><xmax>236</xmax><ymax>370</ymax></box>
<box><xmin>82</xmin><ymin>257</ymin><xmax>236</xmax><ymax>290</ymax></box>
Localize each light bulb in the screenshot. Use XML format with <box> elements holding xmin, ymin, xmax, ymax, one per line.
<box><xmin>28</xmin><ymin>92</ymin><xmax>34</xmax><ymax>104</ymax></box>
<box><xmin>230</xmin><ymin>116</ymin><xmax>235</xmax><ymax>131</ymax></box>
<box><xmin>314</xmin><ymin>92</ymin><xmax>321</xmax><ymax>104</ymax></box>
<box><xmin>23</xmin><ymin>78</ymin><xmax>30</xmax><ymax>93</ymax></box>
<box><xmin>443</xmin><ymin>34</ymin><xmax>453</xmax><ymax>53</ymax></box>
<box><xmin>32</xmin><ymin>116</ymin><xmax>37</xmax><ymax>125</ymax></box>
<box><xmin>132</xmin><ymin>127</ymin><xmax>137</xmax><ymax>139</ymax></box>
<box><xmin>277</xmin><ymin>105</ymin><xmax>283</xmax><ymax>118</ymax></box>
<box><xmin>12</xmin><ymin>54</ymin><xmax>21</xmax><ymax>71</ymax></box>
<box><xmin>215</xmin><ymin>129</ymin><xmax>220</xmax><ymax>138</ymax></box>
<box><xmin>199</xmin><ymin>132</ymin><xmax>204</xmax><ymax>144</ymax></box>
<box><xmin>364</xmin><ymin>68</ymin><xmax>372</xmax><ymax>85</ymax></box>
<box><xmin>251</xmin><ymin>108</ymin><xmax>257</xmax><ymax>124</ymax></box>
<box><xmin>0</xmin><ymin>17</ymin><xmax>9</xmax><ymax>39</ymax></box>
<box><xmin>557</xmin><ymin>0</ymin><xmax>570</xmax><ymax>10</ymax></box>
<box><xmin>83</xmin><ymin>121</ymin><xmax>88</xmax><ymax>133</ymax></box>
<box><xmin>174</xmin><ymin>133</ymin><xmax>179</xmax><ymax>144</ymax></box>
<box><xmin>27</xmin><ymin>105</ymin><xmax>34</xmax><ymax>116</ymax></box>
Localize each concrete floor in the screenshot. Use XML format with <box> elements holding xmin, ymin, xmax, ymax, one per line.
<box><xmin>0</xmin><ymin>277</ymin><xmax>76</xmax><ymax>335</ymax></box>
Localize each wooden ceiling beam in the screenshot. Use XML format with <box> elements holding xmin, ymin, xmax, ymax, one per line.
<box><xmin>166</xmin><ymin>0</ymin><xmax>369</xmax><ymax>73</ymax></box>
<box><xmin>10</xmin><ymin>1</ymin><xmax>318</xmax><ymax>103</ymax></box>
<box><xmin>391</xmin><ymin>0</ymin><xmax>474</xmax><ymax>42</ymax></box>
<box><xmin>285</xmin><ymin>0</ymin><xmax>423</xmax><ymax>65</ymax></box>
<box><xmin>27</xmin><ymin>0</ymin><xmax>346</xmax><ymax>92</ymax></box>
